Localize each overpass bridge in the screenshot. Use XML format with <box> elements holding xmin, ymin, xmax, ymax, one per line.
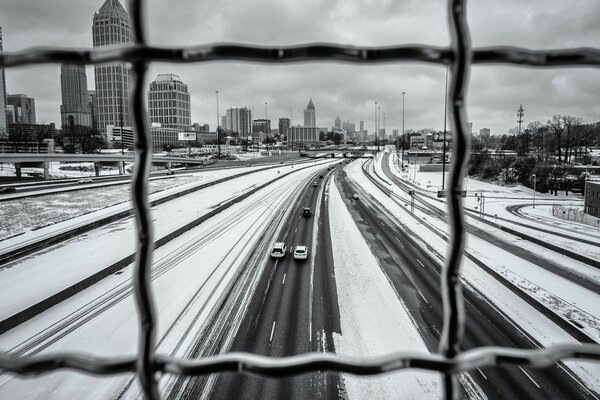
<box><xmin>300</xmin><ymin>146</ymin><xmax>378</xmax><ymax>158</ymax></box>
<box><xmin>0</xmin><ymin>153</ymin><xmax>206</xmax><ymax>179</ymax></box>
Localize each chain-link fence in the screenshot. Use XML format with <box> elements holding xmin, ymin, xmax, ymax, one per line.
<box><xmin>1</xmin><ymin>0</ymin><xmax>600</xmax><ymax>399</ymax></box>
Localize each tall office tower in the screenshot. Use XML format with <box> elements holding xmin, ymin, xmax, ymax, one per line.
<box><xmin>60</xmin><ymin>64</ymin><xmax>93</xmax><ymax>131</ymax></box>
<box><xmin>359</xmin><ymin>120</ymin><xmax>364</xmax><ymax>134</ymax></box>
<box><xmin>0</xmin><ymin>27</ymin><xmax>6</xmax><ymax>136</ymax></box>
<box><xmin>225</xmin><ymin>107</ymin><xmax>252</xmax><ymax>135</ymax></box>
<box><xmin>7</xmin><ymin>94</ymin><xmax>36</xmax><ymax>124</ymax></box>
<box><xmin>252</xmin><ymin>119</ymin><xmax>271</xmax><ymax>134</ymax></box>
<box><xmin>147</xmin><ymin>74</ymin><xmax>191</xmax><ymax>131</ymax></box>
<box><xmin>278</xmin><ymin>117</ymin><xmax>290</xmax><ymax>138</ymax></box>
<box><xmin>93</xmin><ymin>0</ymin><xmax>132</xmax><ymax>134</ymax></box>
<box><xmin>334</xmin><ymin>116</ymin><xmax>341</xmax><ymax>129</ymax></box>
<box><xmin>303</xmin><ymin>97</ymin><xmax>316</xmax><ymax>127</ymax></box>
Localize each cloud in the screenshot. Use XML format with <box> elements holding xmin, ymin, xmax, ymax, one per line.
<box><xmin>1</xmin><ymin>0</ymin><xmax>598</xmax><ymax>135</ymax></box>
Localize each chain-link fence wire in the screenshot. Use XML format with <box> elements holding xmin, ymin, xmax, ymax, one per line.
<box><xmin>1</xmin><ymin>0</ymin><xmax>600</xmax><ymax>399</ymax></box>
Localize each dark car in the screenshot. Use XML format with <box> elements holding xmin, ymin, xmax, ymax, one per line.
<box><xmin>0</xmin><ymin>187</ymin><xmax>17</xmax><ymax>194</ymax></box>
<box><xmin>319</xmin><ymin>174</ymin><xmax>323</xmax><ymax>179</ymax></box>
<box><xmin>302</xmin><ymin>207</ymin><xmax>312</xmax><ymax>217</ymax></box>
<box><xmin>312</xmin><ymin>181</ymin><xmax>318</xmax><ymax>187</ymax></box>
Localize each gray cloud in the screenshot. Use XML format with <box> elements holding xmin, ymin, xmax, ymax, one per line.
<box><xmin>1</xmin><ymin>0</ymin><xmax>599</xmax><ymax>136</ymax></box>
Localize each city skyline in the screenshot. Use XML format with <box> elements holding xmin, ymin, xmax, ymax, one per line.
<box><xmin>0</xmin><ymin>0</ymin><xmax>599</xmax><ymax>134</ymax></box>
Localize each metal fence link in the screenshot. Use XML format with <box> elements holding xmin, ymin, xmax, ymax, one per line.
<box><xmin>1</xmin><ymin>0</ymin><xmax>600</xmax><ymax>398</ymax></box>
<box><xmin>438</xmin><ymin>0</ymin><xmax>471</xmax><ymax>398</ymax></box>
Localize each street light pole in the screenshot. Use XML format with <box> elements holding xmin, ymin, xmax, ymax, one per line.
<box><xmin>377</xmin><ymin>105</ymin><xmax>381</xmax><ymax>153</ymax></box>
<box><xmin>532</xmin><ymin>173</ymin><xmax>536</xmax><ymax>208</ymax></box>
<box><xmin>374</xmin><ymin>101</ymin><xmax>378</xmax><ymax>152</ymax></box>
<box><xmin>216</xmin><ymin>90</ymin><xmax>220</xmax><ymax>159</ymax></box>
<box><xmin>442</xmin><ymin>66</ymin><xmax>448</xmax><ymax>190</ymax></box>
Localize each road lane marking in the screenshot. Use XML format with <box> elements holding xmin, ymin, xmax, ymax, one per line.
<box><xmin>417</xmin><ymin>290</ymin><xmax>429</xmax><ymax>304</ymax></box>
<box><xmin>295</xmin><ymin>228</ymin><xmax>298</xmax><ymax>233</ymax></box>
<box><xmin>477</xmin><ymin>368</ymin><xmax>487</xmax><ymax>380</ymax></box>
<box><xmin>416</xmin><ymin>259</ymin><xmax>424</xmax><ymax>268</ymax></box>
<box><xmin>519</xmin><ymin>367</ymin><xmax>540</xmax><ymax>389</ymax></box>
<box><xmin>282</xmin><ymin>273</ymin><xmax>286</xmax><ymax>285</ymax></box>
<box><xmin>270</xmin><ymin>321</ymin><xmax>276</xmax><ymax>342</ymax></box>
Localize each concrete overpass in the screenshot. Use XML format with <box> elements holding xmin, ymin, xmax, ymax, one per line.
<box><xmin>0</xmin><ymin>153</ymin><xmax>206</xmax><ymax>179</ymax></box>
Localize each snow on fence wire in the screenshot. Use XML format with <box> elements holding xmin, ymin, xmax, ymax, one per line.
<box><xmin>1</xmin><ymin>0</ymin><xmax>600</xmax><ymax>398</ymax></box>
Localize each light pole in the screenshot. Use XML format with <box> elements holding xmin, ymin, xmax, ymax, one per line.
<box><xmin>216</xmin><ymin>90</ymin><xmax>220</xmax><ymax>159</ymax></box>
<box><xmin>402</xmin><ymin>91</ymin><xmax>406</xmax><ymax>165</ymax></box>
<box><xmin>377</xmin><ymin>105</ymin><xmax>381</xmax><ymax>152</ymax></box>
<box><xmin>442</xmin><ymin>66</ymin><xmax>448</xmax><ymax>190</ymax></box>
<box><xmin>532</xmin><ymin>173</ymin><xmax>536</xmax><ymax>208</ymax></box>
<box><xmin>374</xmin><ymin>101</ymin><xmax>378</xmax><ymax>152</ymax></box>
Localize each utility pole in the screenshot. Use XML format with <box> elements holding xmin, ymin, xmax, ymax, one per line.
<box><xmin>216</xmin><ymin>90</ymin><xmax>220</xmax><ymax>159</ymax></box>
<box><xmin>374</xmin><ymin>101</ymin><xmax>378</xmax><ymax>152</ymax></box>
<box><xmin>442</xmin><ymin>67</ymin><xmax>448</xmax><ymax>190</ymax></box>
<box><xmin>377</xmin><ymin>105</ymin><xmax>381</xmax><ymax>152</ymax></box>
<box><xmin>402</xmin><ymin>91</ymin><xmax>406</xmax><ymax>169</ymax></box>
<box><xmin>517</xmin><ymin>104</ymin><xmax>524</xmax><ymax>135</ymax></box>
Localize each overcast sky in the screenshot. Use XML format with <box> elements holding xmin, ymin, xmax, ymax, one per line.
<box><xmin>1</xmin><ymin>0</ymin><xmax>599</xmax><ymax>135</ymax></box>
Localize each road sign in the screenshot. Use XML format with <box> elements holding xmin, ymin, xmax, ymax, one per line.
<box><xmin>437</xmin><ymin>190</ymin><xmax>466</xmax><ymax>198</ymax></box>
<box><xmin>408</xmin><ymin>190</ymin><xmax>415</xmax><ymax>196</ymax></box>
<box><xmin>178</xmin><ymin>132</ymin><xmax>196</xmax><ymax>141</ymax></box>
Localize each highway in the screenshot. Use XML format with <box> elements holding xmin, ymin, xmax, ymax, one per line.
<box><xmin>339</xmin><ymin>162</ymin><xmax>596</xmax><ymax>399</ymax></box>
<box><xmin>172</xmin><ymin>166</ymin><xmax>344</xmax><ymax>399</ymax></box>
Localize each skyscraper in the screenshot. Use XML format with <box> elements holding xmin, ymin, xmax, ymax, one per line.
<box><xmin>360</xmin><ymin>120</ymin><xmax>364</xmax><ymax>134</ymax></box>
<box><xmin>93</xmin><ymin>0</ymin><xmax>132</xmax><ymax>135</ymax></box>
<box><xmin>225</xmin><ymin>107</ymin><xmax>252</xmax><ymax>135</ymax></box>
<box><xmin>148</xmin><ymin>74</ymin><xmax>191</xmax><ymax>131</ymax></box>
<box><xmin>7</xmin><ymin>94</ymin><xmax>36</xmax><ymax>124</ymax></box>
<box><xmin>0</xmin><ymin>26</ymin><xmax>6</xmax><ymax>136</ymax></box>
<box><xmin>303</xmin><ymin>97</ymin><xmax>316</xmax><ymax>127</ymax></box>
<box><xmin>278</xmin><ymin>118</ymin><xmax>290</xmax><ymax>138</ymax></box>
<box><xmin>334</xmin><ymin>116</ymin><xmax>341</xmax><ymax>129</ymax></box>
<box><xmin>60</xmin><ymin>64</ymin><xmax>93</xmax><ymax>131</ymax></box>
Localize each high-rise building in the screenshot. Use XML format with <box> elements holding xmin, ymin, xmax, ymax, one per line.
<box><xmin>252</xmin><ymin>119</ymin><xmax>271</xmax><ymax>134</ymax></box>
<box><xmin>278</xmin><ymin>118</ymin><xmax>290</xmax><ymax>138</ymax></box>
<box><xmin>289</xmin><ymin>125</ymin><xmax>319</xmax><ymax>143</ymax></box>
<box><xmin>303</xmin><ymin>97</ymin><xmax>316</xmax><ymax>127</ymax></box>
<box><xmin>0</xmin><ymin>26</ymin><xmax>7</xmax><ymax>137</ymax></box>
<box><xmin>93</xmin><ymin>0</ymin><xmax>132</xmax><ymax>134</ymax></box>
<box><xmin>221</xmin><ymin>115</ymin><xmax>227</xmax><ymax>129</ymax></box>
<box><xmin>7</xmin><ymin>94</ymin><xmax>36</xmax><ymax>124</ymax></box>
<box><xmin>87</xmin><ymin>90</ymin><xmax>97</xmax><ymax>129</ymax></box>
<box><xmin>479</xmin><ymin>128</ymin><xmax>490</xmax><ymax>137</ymax></box>
<box><xmin>60</xmin><ymin>64</ymin><xmax>93</xmax><ymax>131</ymax></box>
<box><xmin>359</xmin><ymin>120</ymin><xmax>364</xmax><ymax>134</ymax></box>
<box><xmin>147</xmin><ymin>74</ymin><xmax>191</xmax><ymax>131</ymax></box>
<box><xmin>225</xmin><ymin>107</ymin><xmax>252</xmax><ymax>135</ymax></box>
<box><xmin>334</xmin><ymin>116</ymin><xmax>341</xmax><ymax>129</ymax></box>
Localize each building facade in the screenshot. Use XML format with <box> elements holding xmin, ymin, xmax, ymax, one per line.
<box><xmin>303</xmin><ymin>98</ymin><xmax>316</xmax><ymax>127</ymax></box>
<box><xmin>278</xmin><ymin>118</ymin><xmax>290</xmax><ymax>138</ymax></box>
<box><xmin>111</xmin><ymin>125</ymin><xmax>198</xmax><ymax>153</ymax></box>
<box><xmin>252</xmin><ymin>119</ymin><xmax>271</xmax><ymax>135</ymax></box>
<box><xmin>147</xmin><ymin>74</ymin><xmax>191</xmax><ymax>131</ymax></box>
<box><xmin>584</xmin><ymin>181</ymin><xmax>600</xmax><ymax>218</ymax></box>
<box><xmin>289</xmin><ymin>126</ymin><xmax>320</xmax><ymax>143</ymax></box>
<box><xmin>93</xmin><ymin>0</ymin><xmax>132</xmax><ymax>134</ymax></box>
<box><xmin>0</xmin><ymin>26</ymin><xmax>6</xmax><ymax>137</ymax></box>
<box><xmin>334</xmin><ymin>116</ymin><xmax>341</xmax><ymax>129</ymax></box>
<box><xmin>359</xmin><ymin>120</ymin><xmax>364</xmax><ymax>134</ymax></box>
<box><xmin>225</xmin><ymin>107</ymin><xmax>252</xmax><ymax>135</ymax></box>
<box><xmin>7</xmin><ymin>94</ymin><xmax>36</xmax><ymax>124</ymax></box>
<box><xmin>60</xmin><ymin>64</ymin><xmax>93</xmax><ymax>131</ymax></box>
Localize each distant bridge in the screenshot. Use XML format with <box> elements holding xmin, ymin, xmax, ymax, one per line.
<box><xmin>0</xmin><ymin>153</ymin><xmax>206</xmax><ymax>179</ymax></box>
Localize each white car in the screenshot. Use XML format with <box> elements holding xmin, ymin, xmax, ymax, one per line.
<box><xmin>78</xmin><ymin>178</ymin><xmax>93</xmax><ymax>184</ymax></box>
<box><xmin>293</xmin><ymin>245</ymin><xmax>309</xmax><ymax>260</ymax></box>
<box><xmin>270</xmin><ymin>242</ymin><xmax>287</xmax><ymax>258</ymax></box>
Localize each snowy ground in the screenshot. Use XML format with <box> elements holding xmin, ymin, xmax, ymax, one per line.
<box><xmin>328</xmin><ymin>177</ymin><xmax>441</xmax><ymax>399</ymax></box>
<box><xmin>0</xmin><ymin>167</ymin><xmax>255</xmax><ymax>241</ymax></box>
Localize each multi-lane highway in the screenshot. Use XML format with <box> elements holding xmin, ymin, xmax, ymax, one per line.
<box><xmin>1</xmin><ymin>153</ymin><xmax>599</xmax><ymax>399</ymax></box>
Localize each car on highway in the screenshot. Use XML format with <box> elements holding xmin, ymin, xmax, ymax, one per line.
<box><xmin>166</xmin><ymin>170</ymin><xmax>175</xmax><ymax>175</ymax></box>
<box><xmin>77</xmin><ymin>178</ymin><xmax>93</xmax><ymax>184</ymax></box>
<box><xmin>0</xmin><ymin>186</ymin><xmax>16</xmax><ymax>194</ymax></box>
<box><xmin>312</xmin><ymin>181</ymin><xmax>318</xmax><ymax>187</ymax></box>
<box><xmin>293</xmin><ymin>245</ymin><xmax>308</xmax><ymax>260</ymax></box>
<box><xmin>302</xmin><ymin>207</ymin><xmax>312</xmax><ymax>217</ymax></box>
<box><xmin>353</xmin><ymin>193</ymin><xmax>359</xmax><ymax>200</ymax></box>
<box><xmin>270</xmin><ymin>242</ymin><xmax>287</xmax><ymax>258</ymax></box>
<box><xmin>319</xmin><ymin>174</ymin><xmax>323</xmax><ymax>179</ymax></box>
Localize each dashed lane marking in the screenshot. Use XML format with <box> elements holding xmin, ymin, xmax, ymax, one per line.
<box><xmin>417</xmin><ymin>259</ymin><xmax>425</xmax><ymax>268</ymax></box>
<box><xmin>282</xmin><ymin>273</ymin><xmax>286</xmax><ymax>285</ymax></box>
<box><xmin>477</xmin><ymin>368</ymin><xmax>487</xmax><ymax>380</ymax></box>
<box><xmin>270</xmin><ymin>321</ymin><xmax>276</xmax><ymax>343</ymax></box>
<box><xmin>519</xmin><ymin>367</ymin><xmax>540</xmax><ymax>389</ymax></box>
